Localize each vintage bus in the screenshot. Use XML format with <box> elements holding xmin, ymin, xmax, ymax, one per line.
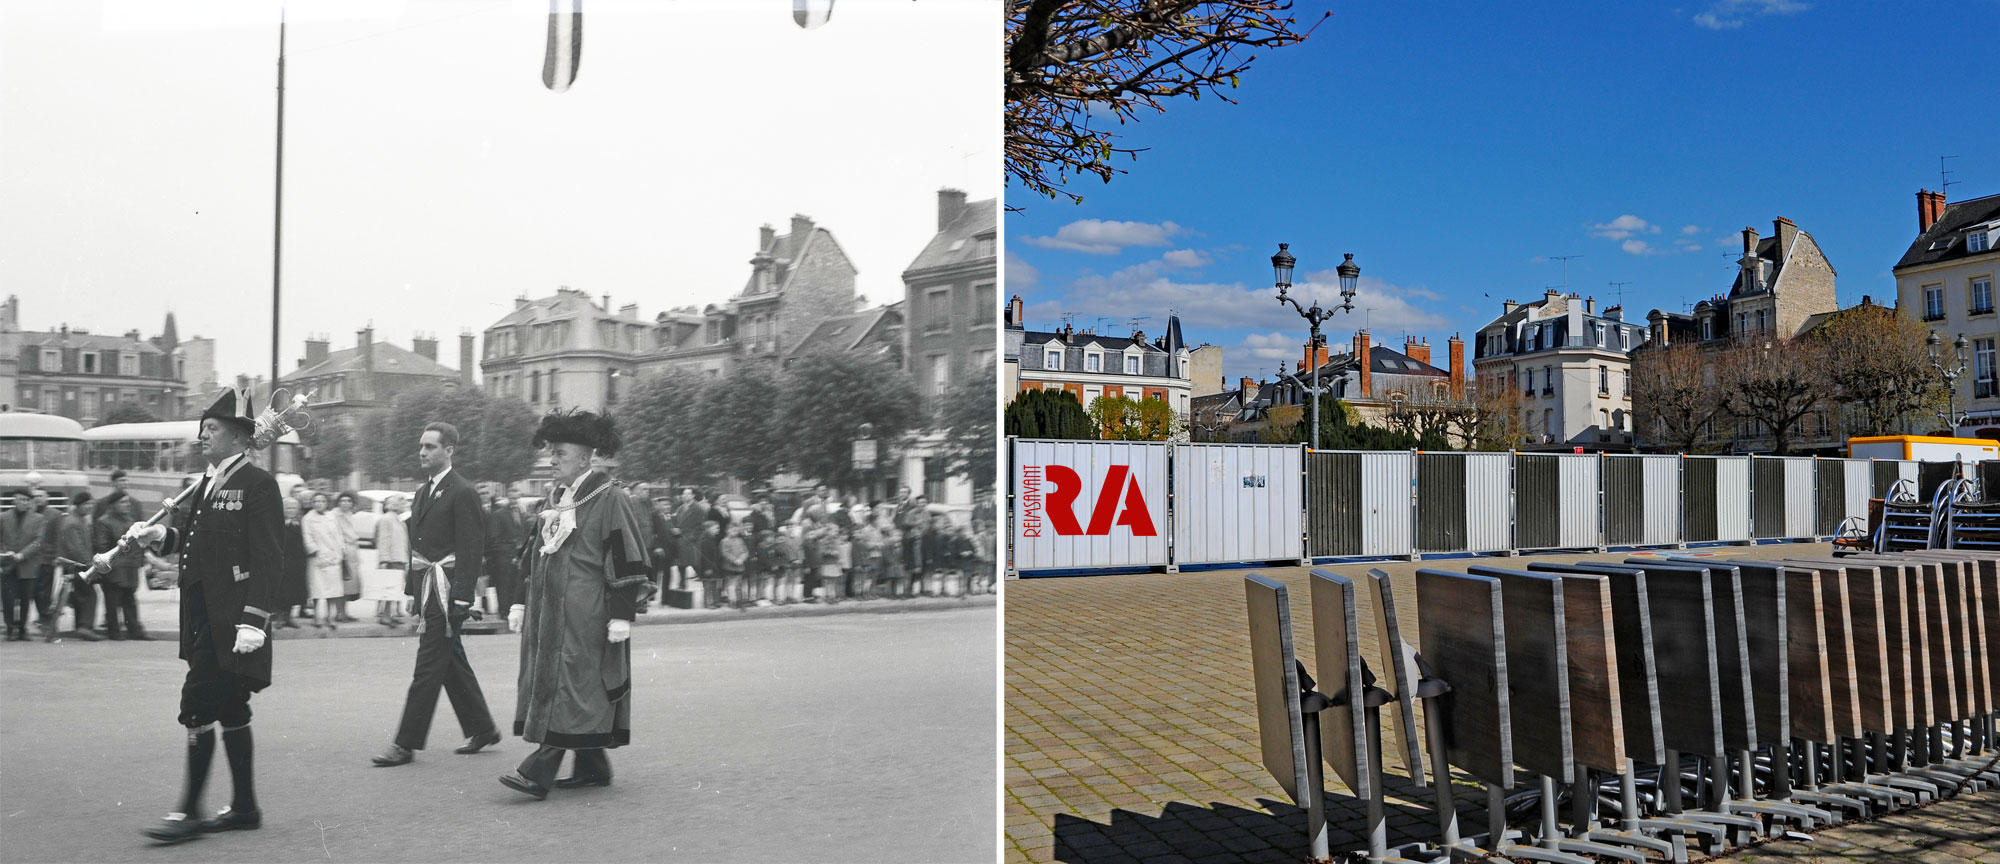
<box><xmin>83</xmin><ymin>420</ymin><xmax>304</xmax><ymax>510</ymax></box>
<box><xmin>0</xmin><ymin>411</ymin><xmax>90</xmax><ymax>505</ymax></box>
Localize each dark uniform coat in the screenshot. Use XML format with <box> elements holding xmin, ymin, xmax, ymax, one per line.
<box><xmin>514</xmin><ymin>471</ymin><xmax>653</xmax><ymax>749</ymax></box>
<box><xmin>157</xmin><ymin>457</ymin><xmax>283</xmax><ymax>691</ymax></box>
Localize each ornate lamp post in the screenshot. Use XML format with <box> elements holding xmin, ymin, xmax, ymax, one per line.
<box><xmin>1272</xmin><ymin>245</ymin><xmax>1360</xmax><ymax>449</ymax></box>
<box><xmin>1928</xmin><ymin>331</ymin><xmax>1971</xmax><ymax>432</ymax></box>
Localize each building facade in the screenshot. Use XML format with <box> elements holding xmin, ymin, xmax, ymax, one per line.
<box><xmin>1475</xmin><ymin>291</ymin><xmax>1648</xmax><ymax>450</ymax></box>
<box><xmin>637</xmin><ymin>213</ymin><xmax>862</xmax><ymax>380</ymax></box>
<box><xmin>1225</xmin><ymin>331</ymin><xmax>1464</xmax><ymax>442</ymax></box>
<box><xmin>1004</xmin><ymin>296</ymin><xmax>1197</xmax><ymax>423</ymax></box>
<box><xmin>281</xmin><ymin>327</ymin><xmax>470</xmax><ymax>433</ymax></box>
<box><xmin>482</xmin><ymin>289</ymin><xmax>652</xmax><ymax>413</ymax></box>
<box><xmin>903</xmin><ymin>190</ymin><xmax>997</xmax><ymax>411</ymax></box>
<box><xmin>2</xmin><ymin>297</ymin><xmax>189</xmax><ymax>424</ymax></box>
<box><xmin>1895</xmin><ymin>189</ymin><xmax>1999</xmax><ymax>439</ymax></box>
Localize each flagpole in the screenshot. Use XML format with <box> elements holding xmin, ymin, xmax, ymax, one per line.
<box><xmin>271</xmin><ymin>7</ymin><xmax>286</xmax><ymax>402</ymax></box>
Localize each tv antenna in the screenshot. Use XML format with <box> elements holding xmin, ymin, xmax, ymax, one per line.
<box><xmin>1059</xmin><ymin>311</ymin><xmax>1077</xmax><ymax>331</ymax></box>
<box><xmin>1548</xmin><ymin>255</ymin><xmax>1584</xmax><ymax>290</ymax></box>
<box><xmin>1125</xmin><ymin>316</ymin><xmax>1152</xmax><ymax>332</ymax></box>
<box><xmin>1608</xmin><ymin>281</ymin><xmax>1633</xmax><ymax>308</ymax></box>
<box><xmin>1092</xmin><ymin>316</ymin><xmax>1111</xmax><ymax>334</ymax></box>
<box><xmin>1941</xmin><ymin>155</ymin><xmax>1960</xmax><ymax>197</ymax></box>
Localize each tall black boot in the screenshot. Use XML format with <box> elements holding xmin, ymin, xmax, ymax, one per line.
<box><xmin>144</xmin><ymin>726</ymin><xmax>215</xmax><ymax>843</ymax></box>
<box><xmin>202</xmin><ymin>725</ymin><xmax>261</xmax><ymax>831</ymax></box>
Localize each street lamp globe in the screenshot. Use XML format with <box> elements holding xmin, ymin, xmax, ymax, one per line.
<box><xmin>1337</xmin><ymin>253</ymin><xmax>1360</xmax><ymax>300</ymax></box>
<box><xmin>1954</xmin><ymin>333</ymin><xmax>1970</xmax><ymax>358</ymax></box>
<box><xmin>1271</xmin><ymin>244</ymin><xmax>1295</xmax><ymax>293</ymax></box>
<box><xmin>1928</xmin><ymin>330</ymin><xmax>1942</xmax><ymax>358</ymax></box>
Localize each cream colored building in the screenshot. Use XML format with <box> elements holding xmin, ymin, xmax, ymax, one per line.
<box><xmin>1474</xmin><ymin>290</ymin><xmax>1648</xmax><ymax>450</ymax></box>
<box><xmin>1895</xmin><ymin>190</ymin><xmax>1999</xmax><ymax>440</ymax></box>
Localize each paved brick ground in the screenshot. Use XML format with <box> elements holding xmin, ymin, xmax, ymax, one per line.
<box><xmin>1004</xmin><ymin>543</ymin><xmax>2000</xmax><ymax>864</ymax></box>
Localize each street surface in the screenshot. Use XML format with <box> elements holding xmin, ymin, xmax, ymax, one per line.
<box><xmin>2</xmin><ymin>606</ymin><xmax>996</xmax><ymax>863</ymax></box>
<box><xmin>1004</xmin><ymin>543</ymin><xmax>2000</xmax><ymax>864</ymax></box>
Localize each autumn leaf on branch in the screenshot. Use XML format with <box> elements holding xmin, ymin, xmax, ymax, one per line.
<box><xmin>1006</xmin><ymin>0</ymin><xmax>1325</xmax><ymax>208</ymax></box>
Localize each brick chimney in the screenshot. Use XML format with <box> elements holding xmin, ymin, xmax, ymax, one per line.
<box><xmin>789</xmin><ymin>214</ymin><xmax>815</xmax><ymax>258</ymax></box>
<box><xmin>1447</xmin><ymin>334</ymin><xmax>1465</xmax><ymax>399</ymax></box>
<box><xmin>1403</xmin><ymin>337</ymin><xmax>1430</xmax><ymax>365</ymax></box>
<box><xmin>1584</xmin><ymin>296</ymin><xmax>1596</xmax><ymax>315</ymax></box>
<box><xmin>1741</xmin><ymin>225</ymin><xmax>1759</xmax><ymax>255</ymax></box>
<box><xmin>937</xmin><ymin>188</ymin><xmax>968</xmax><ymax>232</ymax></box>
<box><xmin>1604</xmin><ymin>305</ymin><xmax>1623</xmax><ymax>322</ymax></box>
<box><xmin>1916</xmin><ymin>189</ymin><xmax>1946</xmax><ymax>232</ymax></box>
<box><xmin>1007</xmin><ymin>295</ymin><xmax>1024</xmax><ymax>327</ymax></box>
<box><xmin>1502</xmin><ymin>298</ymin><xmax>1517</xmax><ymax>314</ymax></box>
<box><xmin>1239</xmin><ymin>376</ymin><xmax>1256</xmax><ymax>400</ymax></box>
<box><xmin>1773</xmin><ymin>216</ymin><xmax>1797</xmax><ymax>261</ymax></box>
<box><xmin>412</xmin><ymin>333</ymin><xmax>438</xmax><ymax>361</ymax></box>
<box><xmin>459</xmin><ymin>331</ymin><xmax>476</xmax><ymax>387</ymax></box>
<box><xmin>302</xmin><ymin>335</ymin><xmax>329</xmax><ymax>368</ymax></box>
<box><xmin>1302</xmin><ymin>334</ymin><xmax>1331</xmax><ymax>373</ymax></box>
<box><xmin>1353</xmin><ymin>329</ymin><xmax>1371</xmax><ymax>399</ymax></box>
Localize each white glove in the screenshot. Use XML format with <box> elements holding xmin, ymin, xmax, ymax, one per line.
<box><xmin>607</xmin><ymin>619</ymin><xmax>630</xmax><ymax>644</ymax></box>
<box><xmin>124</xmin><ymin>523</ymin><xmax>168</xmax><ymax>548</ymax></box>
<box><xmin>508</xmin><ymin>604</ymin><xmax>525</xmax><ymax>633</ymax></box>
<box><xmin>232</xmin><ymin>625</ymin><xmax>266</xmax><ymax>654</ymax></box>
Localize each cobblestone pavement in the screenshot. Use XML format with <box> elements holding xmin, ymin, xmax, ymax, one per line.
<box><xmin>1711</xmin><ymin>783</ymin><xmax>2000</xmax><ymax>864</ymax></box>
<box><xmin>1003</xmin><ymin>543</ymin><xmax>2000</xmax><ymax>864</ymax></box>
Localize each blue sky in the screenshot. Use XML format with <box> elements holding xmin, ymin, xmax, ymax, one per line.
<box><xmin>1006</xmin><ymin>0</ymin><xmax>2000</xmax><ymax>384</ymax></box>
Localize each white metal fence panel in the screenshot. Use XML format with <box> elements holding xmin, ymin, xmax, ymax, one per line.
<box><xmin>1174</xmin><ymin>443</ymin><xmax>1304</xmax><ymax>565</ymax></box>
<box><xmin>1843</xmin><ymin>459</ymin><xmax>1872</xmax><ymax>526</ymax></box>
<box><xmin>1359</xmin><ymin>452</ymin><xmax>1414</xmax><ymax>557</ymax></box>
<box><xmin>1784</xmin><ymin>457</ymin><xmax>1817</xmax><ymax>537</ymax></box>
<box><xmin>1715</xmin><ymin>456</ymin><xmax>1752</xmax><ymax>542</ymax></box>
<box><xmin>1640</xmin><ymin>454</ymin><xmax>1681</xmax><ymax>546</ymax></box>
<box><xmin>1557</xmin><ymin>453</ymin><xmax>1602</xmax><ymax>549</ymax></box>
<box><xmin>1464</xmin><ymin>452</ymin><xmax>1513</xmax><ymax>553</ymax></box>
<box><xmin>1010</xmin><ymin>439</ymin><xmax>1170</xmax><ymax>570</ymax></box>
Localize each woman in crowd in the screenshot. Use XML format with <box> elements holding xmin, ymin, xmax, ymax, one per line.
<box><xmin>301</xmin><ymin>492</ymin><xmax>345</xmax><ymax>629</ymax></box>
<box><xmin>275</xmin><ymin>496</ymin><xmax>308</xmax><ymax>628</ymax></box>
<box><xmin>373</xmin><ymin>493</ymin><xmax>409</xmax><ymax>627</ymax></box>
<box><xmin>89</xmin><ymin>491</ymin><xmax>147</xmax><ymax>640</ymax></box>
<box><xmin>876</xmin><ymin>507</ymin><xmax>906</xmax><ymax>598</ymax></box>
<box><xmin>331</xmin><ymin>491</ymin><xmax>363</xmax><ymax>623</ymax></box>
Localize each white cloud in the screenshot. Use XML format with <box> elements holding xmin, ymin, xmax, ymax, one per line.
<box><xmin>1160</xmin><ymin>248</ymin><xmax>1209</xmax><ymax>268</ymax></box>
<box><xmin>1681</xmin><ymin>225</ymin><xmax>1702</xmax><ymax>235</ymax></box>
<box><xmin>1023</xmin><ymin>267</ymin><xmax>1452</xmax><ymax>342</ymax></box>
<box><xmin>1237</xmin><ymin>332</ymin><xmax>1308</xmax><ymax>373</ymax></box>
<box><xmin>1621</xmin><ymin>239</ymin><xmax>1659</xmax><ymax>255</ymax></box>
<box><xmin>1589</xmin><ymin>215</ymin><xmax>1660</xmax><ymax>240</ymax></box>
<box><xmin>1685</xmin><ymin>244</ymin><xmax>1702</xmax><ymax>252</ymax></box>
<box><xmin>1004</xmin><ymin>250</ymin><xmax>1039</xmax><ymax>291</ymax></box>
<box><xmin>1020</xmin><ymin>219</ymin><xmax>1182</xmax><ymax>255</ymax></box>
<box><xmin>1693</xmin><ymin>0</ymin><xmax>1809</xmax><ymax>30</ymax></box>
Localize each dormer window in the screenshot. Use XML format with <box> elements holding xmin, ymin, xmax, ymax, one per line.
<box><xmin>1045</xmin><ymin>349</ymin><xmax>1061</xmax><ymax>370</ymax></box>
<box><xmin>1124</xmin><ymin>354</ymin><xmax>1138</xmax><ymax>375</ymax></box>
<box><xmin>1701</xmin><ymin>318</ymin><xmax>1713</xmax><ymax>340</ymax></box>
<box><xmin>1967</xmin><ymin>231</ymin><xmax>1989</xmax><ymax>253</ymax></box>
<box><xmin>1592</xmin><ymin>323</ymin><xmax>1605</xmax><ymax>346</ymax></box>
<box><xmin>40</xmin><ymin>348</ymin><xmax>59</xmax><ymax>371</ymax></box>
<box><xmin>1085</xmin><ymin>351</ymin><xmax>1102</xmax><ymax>373</ymax></box>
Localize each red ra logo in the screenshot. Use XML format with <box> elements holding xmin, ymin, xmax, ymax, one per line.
<box><xmin>1019</xmin><ymin>464</ymin><xmax>1157</xmax><ymax>537</ymax></box>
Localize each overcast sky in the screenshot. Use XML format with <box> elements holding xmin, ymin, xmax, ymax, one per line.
<box><xmin>1</xmin><ymin>0</ymin><xmax>998</xmax><ymax>385</ymax></box>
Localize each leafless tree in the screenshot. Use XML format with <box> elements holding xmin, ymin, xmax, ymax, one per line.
<box><xmin>1631</xmin><ymin>342</ymin><xmax>1721</xmax><ymax>453</ymax></box>
<box><xmin>1006</xmin><ymin>0</ymin><xmax>1324</xmax><ymax>207</ymax></box>
<box><xmin>1717</xmin><ymin>336</ymin><xmax>1825</xmax><ymax>455</ymax></box>
<box><xmin>1811</xmin><ymin>303</ymin><xmax>1943</xmax><ymax>437</ymax></box>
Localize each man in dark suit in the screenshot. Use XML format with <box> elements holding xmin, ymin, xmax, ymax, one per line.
<box><xmin>127</xmin><ymin>389</ymin><xmax>283</xmax><ymax>842</ymax></box>
<box><xmin>374</xmin><ymin>421</ymin><xmax>501</xmax><ymax>767</ymax></box>
<box><xmin>2</xmin><ymin>487</ymin><xmax>48</xmax><ymax>641</ymax></box>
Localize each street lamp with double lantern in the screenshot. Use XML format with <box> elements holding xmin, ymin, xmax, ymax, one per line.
<box><xmin>1928</xmin><ymin>331</ymin><xmax>1972</xmax><ymax>432</ymax></box>
<box><xmin>1272</xmin><ymin>245</ymin><xmax>1360</xmax><ymax>450</ymax></box>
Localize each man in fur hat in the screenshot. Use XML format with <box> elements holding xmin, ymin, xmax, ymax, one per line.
<box><xmin>500</xmin><ymin>410</ymin><xmax>655</xmax><ymax>799</ymax></box>
<box><xmin>120</xmin><ymin>388</ymin><xmax>283</xmax><ymax>843</ymax></box>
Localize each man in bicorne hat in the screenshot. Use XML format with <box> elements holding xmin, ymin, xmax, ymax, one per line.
<box><xmin>500</xmin><ymin>410</ymin><xmax>655</xmax><ymax>799</ymax></box>
<box><xmin>120</xmin><ymin>388</ymin><xmax>283</xmax><ymax>843</ymax></box>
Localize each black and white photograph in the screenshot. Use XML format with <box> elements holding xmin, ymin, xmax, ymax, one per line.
<box><xmin>0</xmin><ymin>1</ymin><xmax>999</xmax><ymax>861</ymax></box>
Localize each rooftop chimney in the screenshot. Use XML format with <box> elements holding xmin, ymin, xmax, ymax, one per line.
<box><xmin>1447</xmin><ymin>334</ymin><xmax>1465</xmax><ymax>399</ymax></box>
<box><xmin>459</xmin><ymin>331</ymin><xmax>475</xmax><ymax>387</ymax></box>
<box><xmin>1917</xmin><ymin>189</ymin><xmax>1946</xmax><ymax>233</ymax></box>
<box><xmin>759</xmin><ymin>224</ymin><xmax>776</xmax><ymax>252</ymax></box>
<box><xmin>1604</xmin><ymin>305</ymin><xmax>1623</xmax><ymax>322</ymax></box>
<box><xmin>1403</xmin><ymin>337</ymin><xmax>1431</xmax><ymax>365</ymax></box>
<box><xmin>789</xmin><ymin>214</ymin><xmax>815</xmax><ymax>258</ymax></box>
<box><xmin>619</xmin><ymin>303</ymin><xmax>639</xmax><ymax>320</ymax></box>
<box><xmin>1240</xmin><ymin>376</ymin><xmax>1256</xmax><ymax>400</ymax></box>
<box><xmin>515</xmin><ymin>295</ymin><xmax>530</xmax><ymax>309</ymax></box>
<box><xmin>937</xmin><ymin>188</ymin><xmax>968</xmax><ymax>232</ymax></box>
<box><xmin>1773</xmin><ymin>217</ymin><xmax>1797</xmax><ymax>261</ymax></box>
<box><xmin>1544</xmin><ymin>288</ymin><xmax>1562</xmax><ymax>304</ymax></box>
<box><xmin>303</xmin><ymin>335</ymin><xmax>329</xmax><ymax>368</ymax></box>
<box><xmin>1007</xmin><ymin>295</ymin><xmax>1024</xmax><ymax>328</ymax></box>
<box><xmin>1502</xmin><ymin>298</ymin><xmax>1518</xmax><ymax>313</ymax></box>
<box><xmin>1353</xmin><ymin>329</ymin><xmax>1371</xmax><ymax>400</ymax></box>
<box><xmin>412</xmin><ymin>333</ymin><xmax>438</xmax><ymax>361</ymax></box>
<box><xmin>358</xmin><ymin>326</ymin><xmax>375</xmax><ymax>396</ymax></box>
<box><xmin>1585</xmin><ymin>296</ymin><xmax>1596</xmax><ymax>315</ymax></box>
<box><xmin>1741</xmin><ymin>225</ymin><xmax>1759</xmax><ymax>256</ymax></box>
